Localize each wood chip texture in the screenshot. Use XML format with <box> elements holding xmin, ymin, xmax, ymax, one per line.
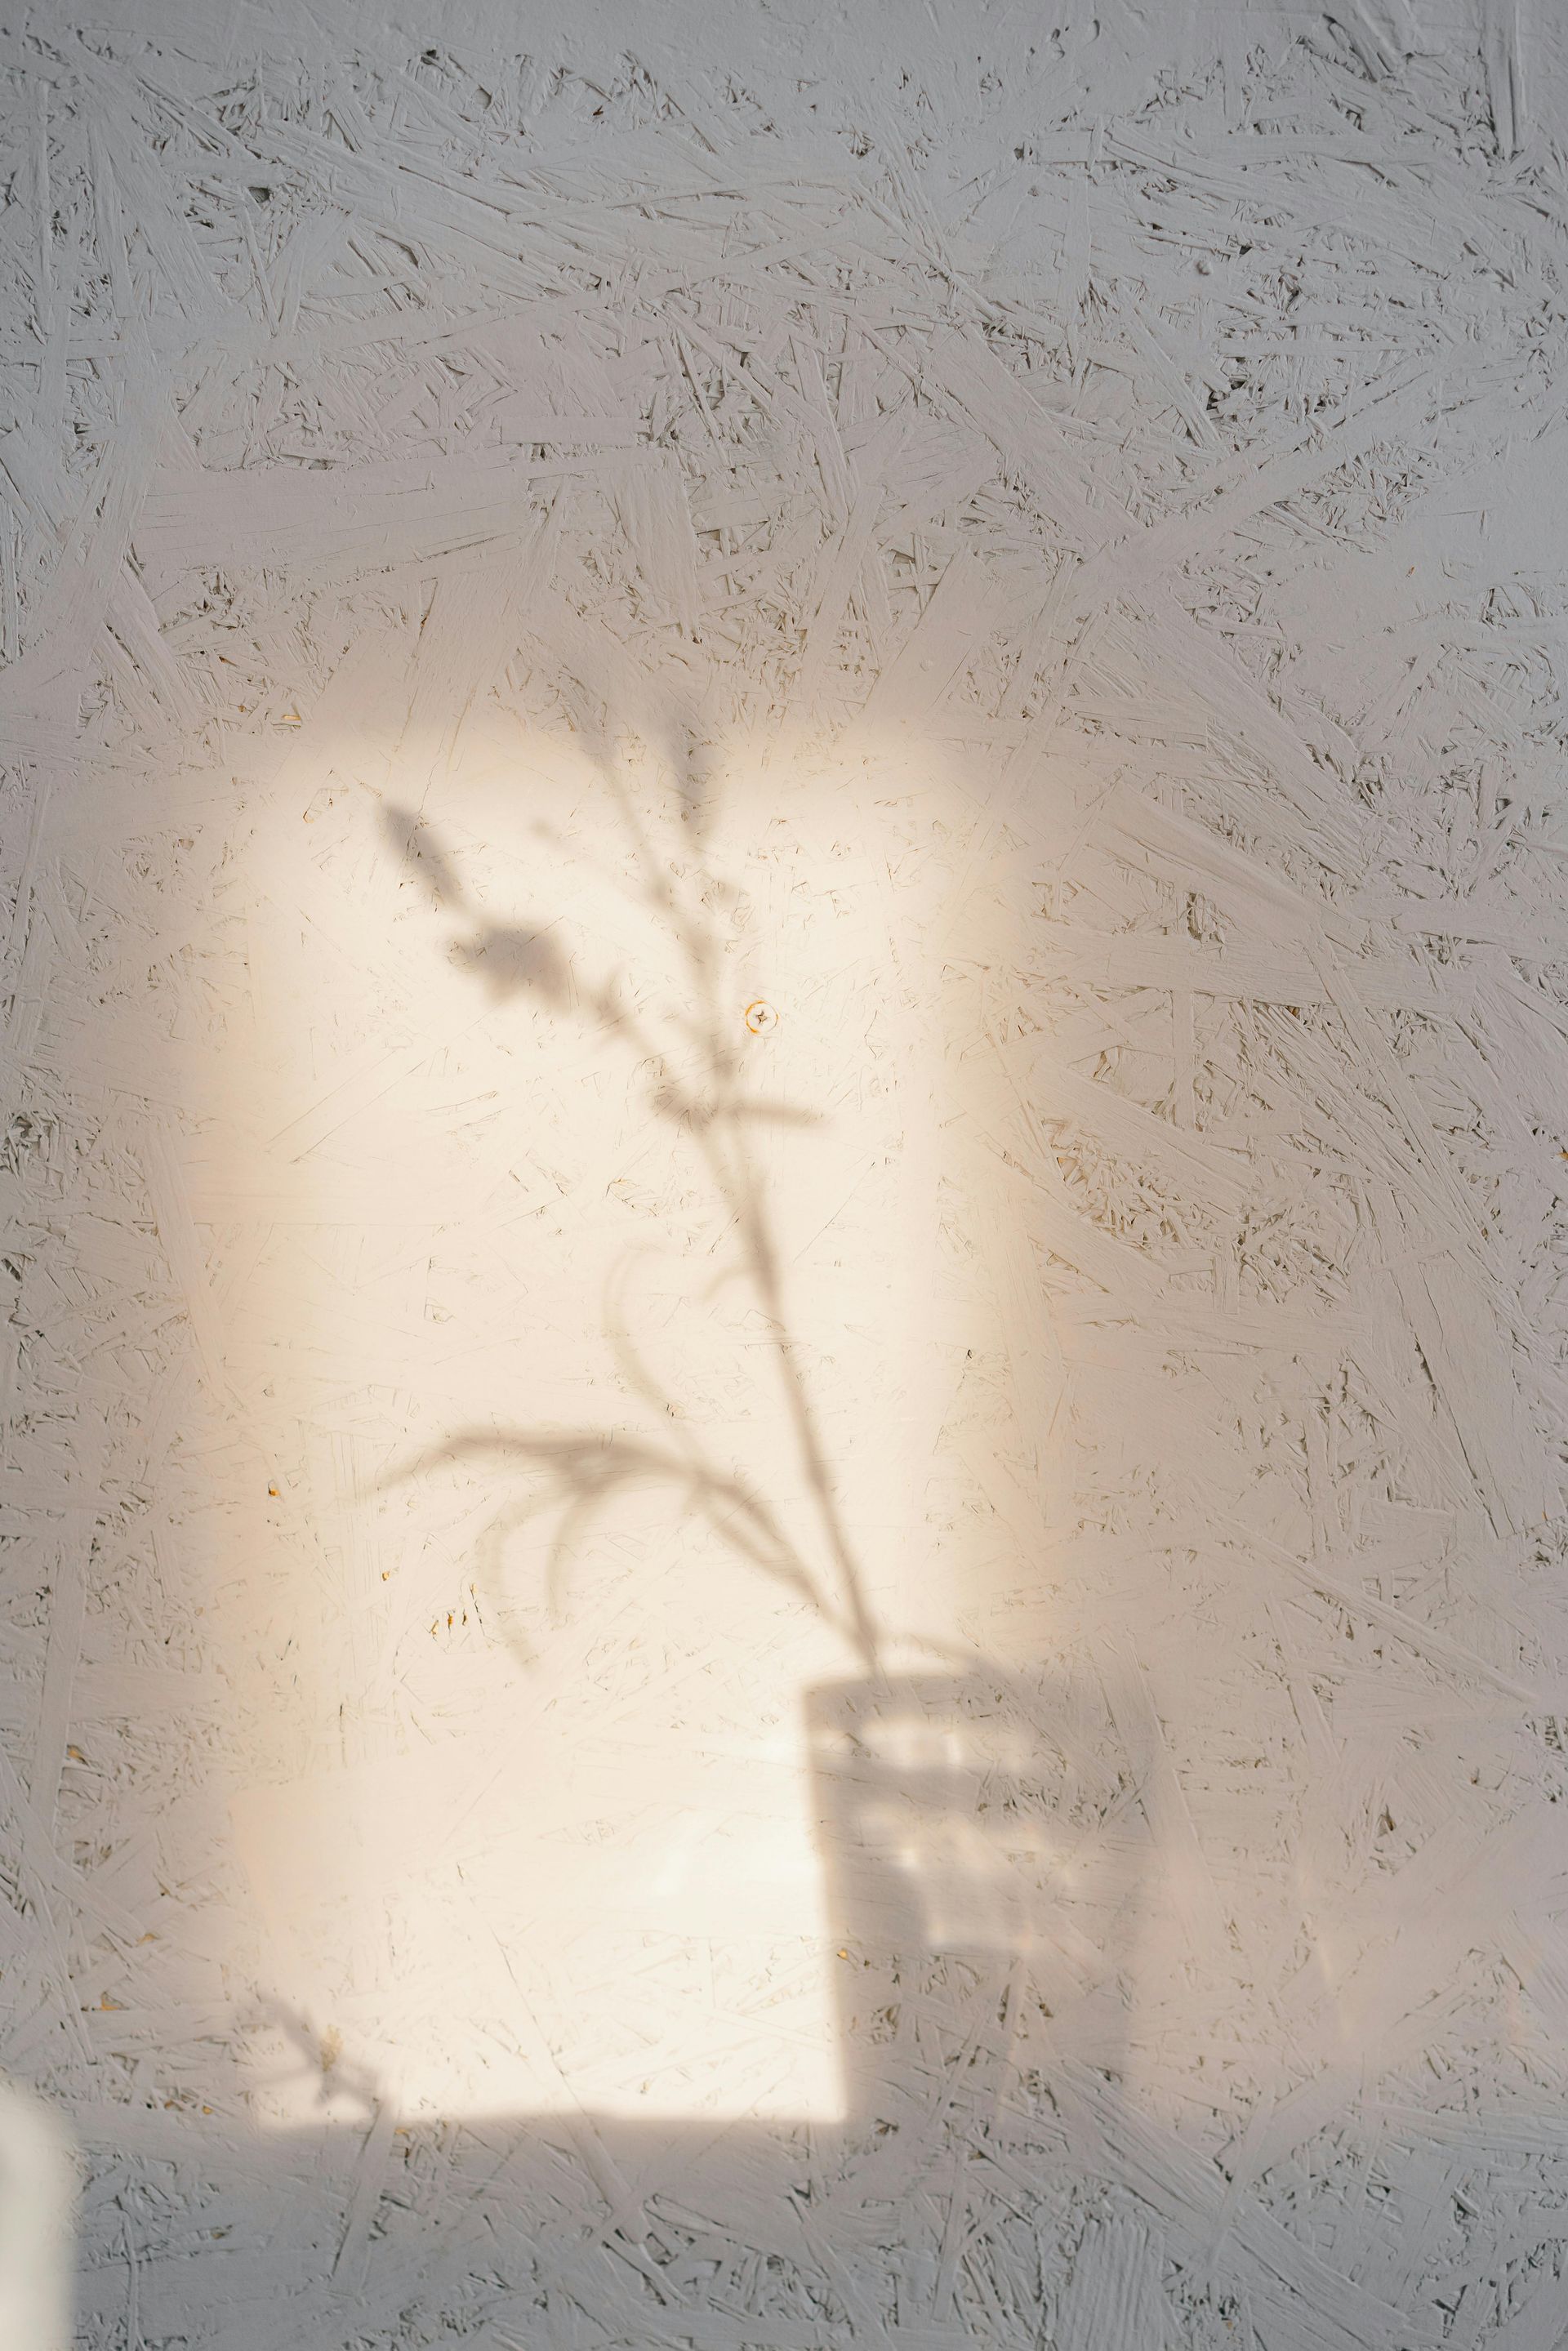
<box><xmin>3</xmin><ymin>2</ymin><xmax>1568</xmax><ymax>2346</ymax></box>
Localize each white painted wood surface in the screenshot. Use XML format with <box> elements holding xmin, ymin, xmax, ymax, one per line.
<box><xmin>5</xmin><ymin>2</ymin><xmax>1568</xmax><ymax>2344</ymax></box>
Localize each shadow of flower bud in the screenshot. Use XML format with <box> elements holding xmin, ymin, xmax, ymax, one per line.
<box><xmin>450</xmin><ymin>924</ymin><xmax>572</xmax><ymax>1007</ymax></box>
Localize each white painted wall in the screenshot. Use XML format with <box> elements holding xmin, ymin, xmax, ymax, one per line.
<box><xmin>4</xmin><ymin>2</ymin><xmax>1568</xmax><ymax>2344</ymax></box>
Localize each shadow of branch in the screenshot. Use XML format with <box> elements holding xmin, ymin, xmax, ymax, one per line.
<box><xmin>377</xmin><ymin>735</ymin><xmax>880</xmax><ymax>1674</ymax></box>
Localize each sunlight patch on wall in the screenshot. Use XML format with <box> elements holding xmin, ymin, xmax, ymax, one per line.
<box><xmin>204</xmin><ymin>711</ymin><xmax>991</xmax><ymax>2125</ymax></box>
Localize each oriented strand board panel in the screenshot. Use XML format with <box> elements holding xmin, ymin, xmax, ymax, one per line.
<box><xmin>7</xmin><ymin>0</ymin><xmax>1568</xmax><ymax>2343</ymax></box>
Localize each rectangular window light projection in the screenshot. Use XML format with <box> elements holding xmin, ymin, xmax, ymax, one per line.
<box><xmin>206</xmin><ymin>715</ymin><xmax>1034</xmax><ymax>2128</ymax></box>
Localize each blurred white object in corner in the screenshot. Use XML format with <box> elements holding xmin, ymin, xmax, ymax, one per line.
<box><xmin>0</xmin><ymin>2083</ymin><xmax>72</xmax><ymax>2351</ymax></box>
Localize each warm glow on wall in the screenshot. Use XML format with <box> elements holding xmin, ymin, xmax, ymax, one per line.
<box><xmin>202</xmin><ymin>714</ymin><xmax>1004</xmax><ymax>2126</ymax></box>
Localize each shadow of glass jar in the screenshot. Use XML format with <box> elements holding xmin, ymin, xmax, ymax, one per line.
<box><xmin>805</xmin><ymin>1668</ymin><xmax>1134</xmax><ymax>2144</ymax></box>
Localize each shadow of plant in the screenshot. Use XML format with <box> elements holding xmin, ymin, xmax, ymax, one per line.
<box><xmin>376</xmin><ymin>736</ymin><xmax>880</xmax><ymax>1670</ymax></box>
<box><xmin>363</xmin><ymin>737</ymin><xmax>1138</xmax><ymax>2192</ymax></box>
